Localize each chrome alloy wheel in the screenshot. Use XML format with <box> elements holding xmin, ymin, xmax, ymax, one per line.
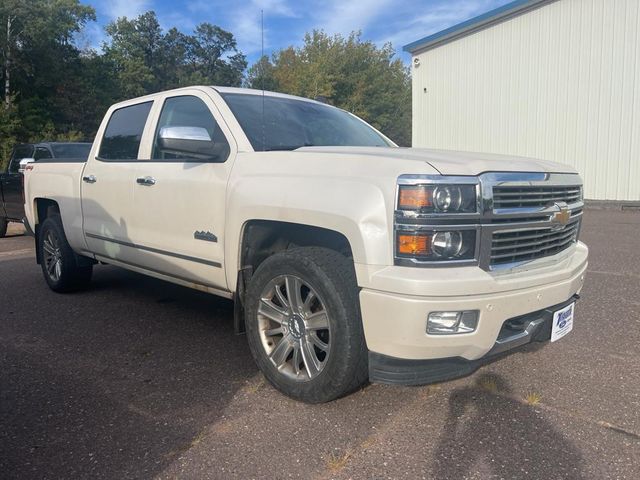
<box><xmin>42</xmin><ymin>230</ymin><xmax>63</xmax><ymax>282</ymax></box>
<box><xmin>257</xmin><ymin>275</ymin><xmax>331</xmax><ymax>381</ymax></box>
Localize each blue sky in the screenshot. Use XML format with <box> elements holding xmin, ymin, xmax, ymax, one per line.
<box><xmin>76</xmin><ymin>0</ymin><xmax>513</xmax><ymax>65</ymax></box>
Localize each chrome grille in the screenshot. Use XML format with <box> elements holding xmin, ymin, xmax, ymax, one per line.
<box><xmin>394</xmin><ymin>172</ymin><xmax>584</xmax><ymax>271</ymax></box>
<box><xmin>492</xmin><ymin>185</ymin><xmax>582</xmax><ymax>209</ymax></box>
<box><xmin>490</xmin><ymin>220</ymin><xmax>580</xmax><ymax>266</ymax></box>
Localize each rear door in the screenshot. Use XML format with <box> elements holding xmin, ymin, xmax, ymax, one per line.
<box><xmin>81</xmin><ymin>101</ymin><xmax>153</xmax><ymax>264</ymax></box>
<box><xmin>2</xmin><ymin>145</ymin><xmax>34</xmax><ymax>220</ymax></box>
<box><xmin>127</xmin><ymin>89</ymin><xmax>236</xmax><ymax>290</ymax></box>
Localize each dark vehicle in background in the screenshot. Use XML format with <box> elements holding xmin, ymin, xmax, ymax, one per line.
<box><xmin>1</xmin><ymin>142</ymin><xmax>91</xmax><ymax>237</ymax></box>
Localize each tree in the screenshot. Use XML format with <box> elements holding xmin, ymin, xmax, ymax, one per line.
<box><xmin>188</xmin><ymin>23</ymin><xmax>247</xmax><ymax>86</ymax></box>
<box><xmin>0</xmin><ymin>0</ymin><xmax>95</xmax><ymax>166</ymax></box>
<box><xmin>1</xmin><ymin>0</ymin><xmax>95</xmax><ymax>105</ymax></box>
<box><xmin>246</xmin><ymin>31</ymin><xmax>411</xmax><ymax>146</ymax></box>
<box><xmin>245</xmin><ymin>55</ymin><xmax>280</xmax><ymax>91</ymax></box>
<box><xmin>103</xmin><ymin>12</ymin><xmax>162</xmax><ymax>98</ymax></box>
<box><xmin>103</xmin><ymin>12</ymin><xmax>246</xmax><ymax>97</ymax></box>
<box><xmin>0</xmin><ymin>99</ymin><xmax>20</xmax><ymax>169</ymax></box>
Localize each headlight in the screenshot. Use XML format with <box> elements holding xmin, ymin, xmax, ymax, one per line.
<box><xmin>398</xmin><ymin>184</ymin><xmax>476</xmax><ymax>214</ymax></box>
<box><xmin>396</xmin><ymin>230</ymin><xmax>476</xmax><ymax>261</ymax></box>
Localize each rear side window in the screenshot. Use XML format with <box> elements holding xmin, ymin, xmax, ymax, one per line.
<box><xmin>51</xmin><ymin>143</ymin><xmax>91</xmax><ymax>159</ymax></box>
<box><xmin>34</xmin><ymin>147</ymin><xmax>53</xmax><ymax>160</ymax></box>
<box><xmin>11</xmin><ymin>145</ymin><xmax>34</xmax><ymax>161</ymax></box>
<box><xmin>98</xmin><ymin>102</ymin><xmax>152</xmax><ymax>160</ymax></box>
<box><xmin>8</xmin><ymin>145</ymin><xmax>34</xmax><ymax>173</ymax></box>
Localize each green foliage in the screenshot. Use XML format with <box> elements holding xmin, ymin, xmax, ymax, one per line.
<box><xmin>1</xmin><ymin>0</ymin><xmax>97</xmax><ymax>166</ymax></box>
<box><xmin>246</xmin><ymin>55</ymin><xmax>280</xmax><ymax>92</ymax></box>
<box><xmin>1</xmin><ymin>3</ymin><xmax>411</xmax><ymax>170</ymax></box>
<box><xmin>246</xmin><ymin>31</ymin><xmax>412</xmax><ymax>146</ymax></box>
<box><xmin>0</xmin><ymin>100</ymin><xmax>21</xmax><ymax>170</ymax></box>
<box><xmin>103</xmin><ymin>12</ymin><xmax>246</xmax><ymax>98</ymax></box>
<box><xmin>1</xmin><ymin>4</ymin><xmax>245</xmax><ymax>167</ymax></box>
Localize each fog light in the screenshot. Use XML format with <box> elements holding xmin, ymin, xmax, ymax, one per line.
<box><xmin>427</xmin><ymin>310</ymin><xmax>478</xmax><ymax>335</ymax></box>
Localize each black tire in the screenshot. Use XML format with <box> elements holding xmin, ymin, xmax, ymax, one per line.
<box><xmin>244</xmin><ymin>247</ymin><xmax>368</xmax><ymax>403</ymax></box>
<box><xmin>38</xmin><ymin>214</ymin><xmax>92</xmax><ymax>292</ymax></box>
<box><xmin>0</xmin><ymin>217</ymin><xmax>7</xmax><ymax>238</ymax></box>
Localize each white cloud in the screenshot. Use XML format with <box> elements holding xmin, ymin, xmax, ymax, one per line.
<box><xmin>230</xmin><ymin>0</ymin><xmax>300</xmax><ymax>55</ymax></box>
<box><xmin>377</xmin><ymin>0</ymin><xmax>503</xmax><ymax>51</ymax></box>
<box><xmin>101</xmin><ymin>0</ymin><xmax>152</xmax><ymax>21</ymax></box>
<box><xmin>75</xmin><ymin>22</ymin><xmax>108</xmax><ymax>52</ymax></box>
<box><xmin>319</xmin><ymin>0</ymin><xmax>393</xmax><ymax>36</ymax></box>
<box><xmin>252</xmin><ymin>0</ymin><xmax>298</xmax><ymax>18</ymax></box>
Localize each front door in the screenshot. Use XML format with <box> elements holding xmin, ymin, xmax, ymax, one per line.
<box><xmin>128</xmin><ymin>90</ymin><xmax>235</xmax><ymax>291</ymax></box>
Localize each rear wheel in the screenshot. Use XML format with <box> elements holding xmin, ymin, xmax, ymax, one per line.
<box><xmin>38</xmin><ymin>214</ymin><xmax>92</xmax><ymax>292</ymax></box>
<box><xmin>0</xmin><ymin>217</ymin><xmax>7</xmax><ymax>238</ymax></box>
<box><xmin>244</xmin><ymin>247</ymin><xmax>368</xmax><ymax>403</ymax></box>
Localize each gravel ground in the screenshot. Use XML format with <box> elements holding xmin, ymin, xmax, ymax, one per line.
<box><xmin>1</xmin><ymin>210</ymin><xmax>639</xmax><ymax>479</ymax></box>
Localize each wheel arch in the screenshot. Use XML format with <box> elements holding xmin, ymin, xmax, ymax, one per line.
<box><xmin>231</xmin><ymin>219</ymin><xmax>360</xmax><ymax>335</ymax></box>
<box><xmin>239</xmin><ymin>220</ymin><xmax>354</xmax><ymax>271</ymax></box>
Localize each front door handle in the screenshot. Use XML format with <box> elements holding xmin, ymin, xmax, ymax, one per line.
<box><xmin>136</xmin><ymin>176</ymin><xmax>156</xmax><ymax>186</ymax></box>
<box><xmin>82</xmin><ymin>175</ymin><xmax>97</xmax><ymax>184</ymax></box>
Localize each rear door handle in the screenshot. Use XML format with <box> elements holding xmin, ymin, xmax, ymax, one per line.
<box><xmin>136</xmin><ymin>176</ymin><xmax>156</xmax><ymax>186</ymax></box>
<box><xmin>82</xmin><ymin>175</ymin><xmax>97</xmax><ymax>184</ymax></box>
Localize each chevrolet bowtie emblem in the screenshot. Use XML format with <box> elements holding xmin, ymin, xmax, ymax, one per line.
<box><xmin>550</xmin><ymin>202</ymin><xmax>571</xmax><ymax>229</ymax></box>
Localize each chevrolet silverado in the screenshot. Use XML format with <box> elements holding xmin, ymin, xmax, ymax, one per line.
<box><xmin>23</xmin><ymin>86</ymin><xmax>588</xmax><ymax>402</ymax></box>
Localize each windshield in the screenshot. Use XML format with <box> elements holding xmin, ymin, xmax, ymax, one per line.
<box><xmin>50</xmin><ymin>143</ymin><xmax>92</xmax><ymax>159</ymax></box>
<box><xmin>221</xmin><ymin>93</ymin><xmax>392</xmax><ymax>151</ymax></box>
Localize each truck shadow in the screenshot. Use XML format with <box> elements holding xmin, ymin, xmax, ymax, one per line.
<box><xmin>432</xmin><ymin>373</ymin><xmax>585</xmax><ymax>479</ymax></box>
<box><xmin>0</xmin><ymin>255</ymin><xmax>256</xmax><ymax>479</ymax></box>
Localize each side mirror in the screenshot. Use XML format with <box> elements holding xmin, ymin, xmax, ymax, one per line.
<box><xmin>158</xmin><ymin>126</ymin><xmax>219</xmax><ymax>160</ymax></box>
<box><xmin>18</xmin><ymin>158</ymin><xmax>35</xmax><ymax>174</ymax></box>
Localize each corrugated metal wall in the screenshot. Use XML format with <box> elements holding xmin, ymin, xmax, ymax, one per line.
<box><xmin>411</xmin><ymin>0</ymin><xmax>640</xmax><ymax>201</ymax></box>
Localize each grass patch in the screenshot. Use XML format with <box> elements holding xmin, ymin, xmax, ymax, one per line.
<box><xmin>525</xmin><ymin>392</ymin><xmax>542</xmax><ymax>405</ymax></box>
<box><xmin>478</xmin><ymin>377</ymin><xmax>498</xmax><ymax>393</ymax></box>
<box><xmin>243</xmin><ymin>376</ymin><xmax>265</xmax><ymax>394</ymax></box>
<box><xmin>327</xmin><ymin>450</ymin><xmax>352</xmax><ymax>472</ymax></box>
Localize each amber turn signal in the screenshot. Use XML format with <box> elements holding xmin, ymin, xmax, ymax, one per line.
<box><xmin>397</xmin><ymin>234</ymin><xmax>431</xmax><ymax>256</ymax></box>
<box><xmin>398</xmin><ymin>186</ymin><xmax>432</xmax><ymax>210</ymax></box>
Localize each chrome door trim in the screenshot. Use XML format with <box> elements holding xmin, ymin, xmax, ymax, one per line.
<box><xmin>85</xmin><ymin>232</ymin><xmax>222</xmax><ymax>268</ymax></box>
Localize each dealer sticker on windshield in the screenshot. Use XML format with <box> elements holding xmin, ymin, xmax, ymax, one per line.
<box><xmin>551</xmin><ymin>302</ymin><xmax>575</xmax><ymax>342</ymax></box>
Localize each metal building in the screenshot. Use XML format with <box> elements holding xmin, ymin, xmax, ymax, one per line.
<box><xmin>404</xmin><ymin>0</ymin><xmax>640</xmax><ymax>201</ymax></box>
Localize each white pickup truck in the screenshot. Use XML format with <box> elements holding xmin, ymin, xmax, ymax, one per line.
<box><xmin>23</xmin><ymin>86</ymin><xmax>588</xmax><ymax>402</ymax></box>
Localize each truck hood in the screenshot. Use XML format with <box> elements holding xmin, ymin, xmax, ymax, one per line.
<box><xmin>297</xmin><ymin>146</ymin><xmax>577</xmax><ymax>176</ymax></box>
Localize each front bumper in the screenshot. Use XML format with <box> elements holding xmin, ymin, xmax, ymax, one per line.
<box><xmin>356</xmin><ymin>242</ymin><xmax>587</xmax><ymax>383</ymax></box>
<box><xmin>369</xmin><ymin>295</ymin><xmax>578</xmax><ymax>385</ymax></box>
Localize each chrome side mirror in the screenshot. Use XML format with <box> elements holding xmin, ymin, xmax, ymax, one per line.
<box><xmin>18</xmin><ymin>158</ymin><xmax>35</xmax><ymax>174</ymax></box>
<box><xmin>159</xmin><ymin>126</ymin><xmax>212</xmax><ymax>142</ymax></box>
<box><xmin>157</xmin><ymin>126</ymin><xmax>220</xmax><ymax>160</ymax></box>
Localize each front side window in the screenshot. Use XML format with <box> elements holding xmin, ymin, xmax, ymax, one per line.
<box><xmin>98</xmin><ymin>102</ymin><xmax>153</xmax><ymax>160</ymax></box>
<box><xmin>152</xmin><ymin>96</ymin><xmax>230</xmax><ymax>162</ymax></box>
<box><xmin>221</xmin><ymin>93</ymin><xmax>392</xmax><ymax>151</ymax></box>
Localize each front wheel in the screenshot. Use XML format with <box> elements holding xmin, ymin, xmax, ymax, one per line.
<box><xmin>244</xmin><ymin>247</ymin><xmax>368</xmax><ymax>403</ymax></box>
<box><xmin>38</xmin><ymin>214</ymin><xmax>92</xmax><ymax>292</ymax></box>
<box><xmin>0</xmin><ymin>217</ymin><xmax>7</xmax><ymax>238</ymax></box>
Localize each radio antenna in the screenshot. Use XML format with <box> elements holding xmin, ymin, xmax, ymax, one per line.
<box><xmin>261</xmin><ymin>9</ymin><xmax>266</xmax><ymax>151</ymax></box>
